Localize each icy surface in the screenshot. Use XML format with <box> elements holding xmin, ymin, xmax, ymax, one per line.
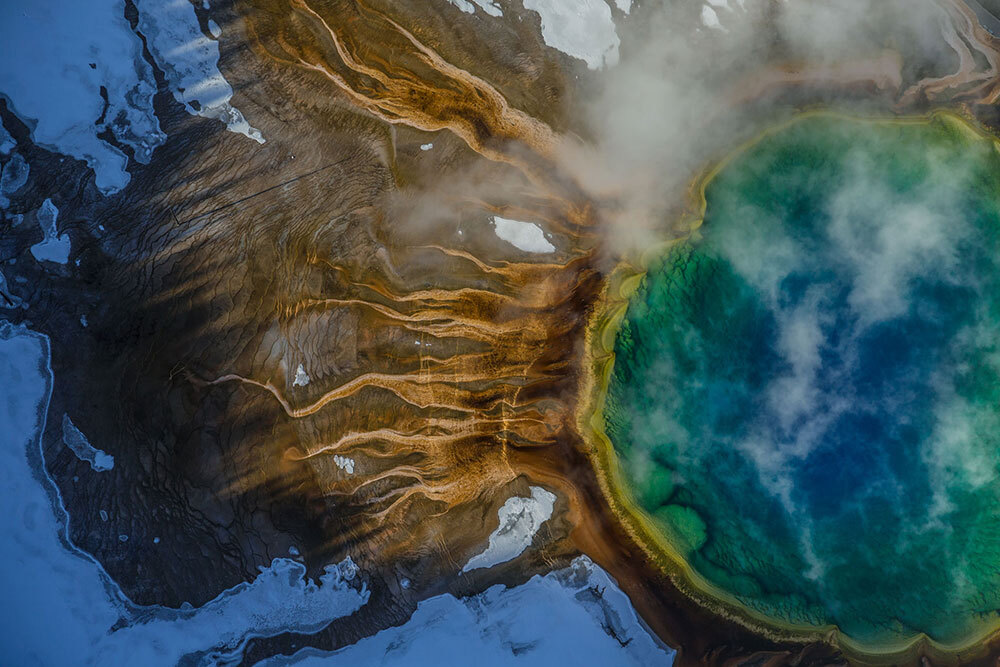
<box><xmin>463</xmin><ymin>486</ymin><xmax>556</xmax><ymax>572</ymax></box>
<box><xmin>420</xmin><ymin>143</ymin><xmax>434</xmax><ymax>150</ymax></box>
<box><xmin>1</xmin><ymin>152</ymin><xmax>29</xmax><ymax>209</ymax></box>
<box><xmin>30</xmin><ymin>199</ymin><xmax>71</xmax><ymax>265</ymax></box>
<box><xmin>446</xmin><ymin>0</ymin><xmax>504</xmax><ymax>17</ymax></box>
<box><xmin>333</xmin><ymin>455</ymin><xmax>356</xmax><ymax>474</ymax></box>
<box><xmin>701</xmin><ymin>4</ymin><xmax>725</xmax><ymax>30</ymax></box>
<box><xmin>522</xmin><ymin>0</ymin><xmax>620</xmax><ymax>69</ymax></box>
<box><xmin>135</xmin><ymin>0</ymin><xmax>265</xmax><ymax>144</ymax></box>
<box><xmin>0</xmin><ymin>0</ymin><xmax>164</xmax><ymax>193</ymax></box>
<box><xmin>1</xmin><ymin>153</ymin><xmax>30</xmax><ymax>195</ymax></box>
<box><xmin>292</xmin><ymin>363</ymin><xmax>311</xmax><ymax>387</ymax></box>
<box><xmin>492</xmin><ymin>216</ymin><xmax>556</xmax><ymax>254</ymax></box>
<box><xmin>264</xmin><ymin>556</ymin><xmax>675</xmax><ymax>667</ymax></box>
<box><xmin>62</xmin><ymin>414</ymin><xmax>115</xmax><ymax>472</ymax></box>
<box><xmin>0</xmin><ymin>122</ymin><xmax>14</xmax><ymax>155</ymax></box>
<box><xmin>0</xmin><ymin>323</ymin><xmax>368</xmax><ymax>665</ymax></box>
<box><xmin>0</xmin><ymin>268</ymin><xmax>25</xmax><ymax>310</ymax></box>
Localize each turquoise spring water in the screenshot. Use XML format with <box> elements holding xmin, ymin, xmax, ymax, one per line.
<box><xmin>604</xmin><ymin>115</ymin><xmax>1000</xmax><ymax>645</ymax></box>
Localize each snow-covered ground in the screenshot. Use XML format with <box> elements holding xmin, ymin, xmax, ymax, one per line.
<box><xmin>0</xmin><ymin>0</ymin><xmax>164</xmax><ymax>193</ymax></box>
<box><xmin>441</xmin><ymin>0</ymin><xmax>623</xmax><ymax>70</ymax></box>
<box><xmin>0</xmin><ymin>121</ymin><xmax>15</xmax><ymax>155</ymax></box>
<box><xmin>29</xmin><ymin>199</ymin><xmax>71</xmax><ymax>265</ymax></box>
<box><xmin>135</xmin><ymin>0</ymin><xmax>265</xmax><ymax>145</ymax></box>
<box><xmin>292</xmin><ymin>363</ymin><xmax>311</xmax><ymax>387</ymax></box>
<box><xmin>0</xmin><ymin>322</ymin><xmax>367</xmax><ymax>666</ymax></box>
<box><xmin>492</xmin><ymin>216</ymin><xmax>556</xmax><ymax>254</ymax></box>
<box><xmin>263</xmin><ymin>556</ymin><xmax>676</xmax><ymax>666</ymax></box>
<box><xmin>333</xmin><ymin>454</ymin><xmax>356</xmax><ymax>474</ymax></box>
<box><xmin>463</xmin><ymin>486</ymin><xmax>557</xmax><ymax>572</ymax></box>
<box><xmin>0</xmin><ymin>0</ymin><xmax>261</xmax><ymax>196</ymax></box>
<box><xmin>0</xmin><ymin>267</ymin><xmax>25</xmax><ymax>310</ymax></box>
<box><xmin>447</xmin><ymin>0</ymin><xmax>504</xmax><ymax>17</ymax></box>
<box><xmin>0</xmin><ymin>151</ymin><xmax>29</xmax><ymax>209</ymax></box>
<box><xmin>522</xmin><ymin>0</ymin><xmax>622</xmax><ymax>69</ymax></box>
<box><xmin>61</xmin><ymin>414</ymin><xmax>115</xmax><ymax>472</ymax></box>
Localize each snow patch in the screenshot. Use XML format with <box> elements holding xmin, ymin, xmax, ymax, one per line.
<box><xmin>0</xmin><ymin>122</ymin><xmax>15</xmax><ymax>156</ymax></box>
<box><xmin>1</xmin><ymin>152</ymin><xmax>29</xmax><ymax>209</ymax></box>
<box><xmin>462</xmin><ymin>486</ymin><xmax>556</xmax><ymax>572</ymax></box>
<box><xmin>522</xmin><ymin>0</ymin><xmax>620</xmax><ymax>69</ymax></box>
<box><xmin>292</xmin><ymin>363</ymin><xmax>311</xmax><ymax>387</ymax></box>
<box><xmin>263</xmin><ymin>555</ymin><xmax>675</xmax><ymax>667</ymax></box>
<box><xmin>62</xmin><ymin>414</ymin><xmax>114</xmax><ymax>472</ymax></box>
<box><xmin>333</xmin><ymin>455</ymin><xmax>355</xmax><ymax>474</ymax></box>
<box><xmin>492</xmin><ymin>216</ymin><xmax>556</xmax><ymax>254</ymax></box>
<box><xmin>0</xmin><ymin>268</ymin><xmax>24</xmax><ymax>310</ymax></box>
<box><xmin>0</xmin><ymin>322</ymin><xmax>368</xmax><ymax>665</ymax></box>
<box><xmin>30</xmin><ymin>199</ymin><xmax>71</xmax><ymax>265</ymax></box>
<box><xmin>701</xmin><ymin>4</ymin><xmax>725</xmax><ymax>30</ymax></box>
<box><xmin>446</xmin><ymin>0</ymin><xmax>504</xmax><ymax>17</ymax></box>
<box><xmin>420</xmin><ymin>143</ymin><xmax>434</xmax><ymax>151</ymax></box>
<box><xmin>0</xmin><ymin>0</ymin><xmax>165</xmax><ymax>193</ymax></box>
<box><xmin>135</xmin><ymin>0</ymin><xmax>265</xmax><ymax>144</ymax></box>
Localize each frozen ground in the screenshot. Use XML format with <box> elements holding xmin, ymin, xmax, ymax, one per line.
<box><xmin>333</xmin><ymin>455</ymin><xmax>356</xmax><ymax>474</ymax></box>
<box><xmin>0</xmin><ymin>322</ymin><xmax>367</xmax><ymax>666</ymax></box>
<box><xmin>447</xmin><ymin>0</ymin><xmax>504</xmax><ymax>17</ymax></box>
<box><xmin>492</xmin><ymin>216</ymin><xmax>556</xmax><ymax>254</ymax></box>
<box><xmin>1</xmin><ymin>152</ymin><xmax>29</xmax><ymax>209</ymax></box>
<box><xmin>463</xmin><ymin>486</ymin><xmax>557</xmax><ymax>572</ymax></box>
<box><xmin>29</xmin><ymin>199</ymin><xmax>72</xmax><ymax>265</ymax></box>
<box><xmin>0</xmin><ymin>121</ymin><xmax>15</xmax><ymax>155</ymax></box>
<box><xmin>135</xmin><ymin>0</ymin><xmax>265</xmax><ymax>144</ymax></box>
<box><xmin>0</xmin><ymin>0</ymin><xmax>164</xmax><ymax>193</ymax></box>
<box><xmin>292</xmin><ymin>363</ymin><xmax>311</xmax><ymax>387</ymax></box>
<box><xmin>0</xmin><ymin>0</ymin><xmax>261</xmax><ymax>196</ymax></box>
<box><xmin>263</xmin><ymin>556</ymin><xmax>675</xmax><ymax>666</ymax></box>
<box><xmin>441</xmin><ymin>0</ymin><xmax>622</xmax><ymax>70</ymax></box>
<box><xmin>61</xmin><ymin>414</ymin><xmax>115</xmax><ymax>472</ymax></box>
<box><xmin>522</xmin><ymin>0</ymin><xmax>622</xmax><ymax>69</ymax></box>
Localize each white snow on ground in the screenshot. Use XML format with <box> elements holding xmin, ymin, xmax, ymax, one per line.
<box><xmin>62</xmin><ymin>414</ymin><xmax>114</xmax><ymax>472</ymax></box>
<box><xmin>292</xmin><ymin>363</ymin><xmax>311</xmax><ymax>387</ymax></box>
<box><xmin>446</xmin><ymin>0</ymin><xmax>504</xmax><ymax>17</ymax></box>
<box><xmin>0</xmin><ymin>322</ymin><xmax>368</xmax><ymax>665</ymax></box>
<box><xmin>0</xmin><ymin>152</ymin><xmax>29</xmax><ymax>209</ymax></box>
<box><xmin>0</xmin><ymin>268</ymin><xmax>24</xmax><ymax>310</ymax></box>
<box><xmin>0</xmin><ymin>0</ymin><xmax>165</xmax><ymax>193</ymax></box>
<box><xmin>522</xmin><ymin>0</ymin><xmax>621</xmax><ymax>69</ymax></box>
<box><xmin>262</xmin><ymin>555</ymin><xmax>676</xmax><ymax>667</ymax></box>
<box><xmin>30</xmin><ymin>199</ymin><xmax>71</xmax><ymax>265</ymax></box>
<box><xmin>420</xmin><ymin>143</ymin><xmax>434</xmax><ymax>150</ymax></box>
<box><xmin>333</xmin><ymin>455</ymin><xmax>356</xmax><ymax>474</ymax></box>
<box><xmin>135</xmin><ymin>0</ymin><xmax>265</xmax><ymax>144</ymax></box>
<box><xmin>492</xmin><ymin>216</ymin><xmax>556</xmax><ymax>254</ymax></box>
<box><xmin>0</xmin><ymin>122</ymin><xmax>14</xmax><ymax>155</ymax></box>
<box><xmin>701</xmin><ymin>4</ymin><xmax>725</xmax><ymax>30</ymax></box>
<box><xmin>613</xmin><ymin>0</ymin><xmax>632</xmax><ymax>13</ymax></box>
<box><xmin>463</xmin><ymin>486</ymin><xmax>556</xmax><ymax>572</ymax></box>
